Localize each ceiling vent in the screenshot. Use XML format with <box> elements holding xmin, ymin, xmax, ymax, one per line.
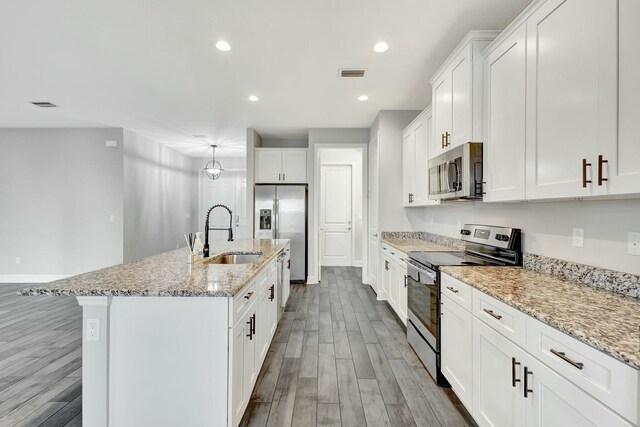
<box><xmin>32</xmin><ymin>102</ymin><xmax>57</xmax><ymax>108</ymax></box>
<box><xmin>339</xmin><ymin>69</ymin><xmax>366</xmax><ymax>78</ymax></box>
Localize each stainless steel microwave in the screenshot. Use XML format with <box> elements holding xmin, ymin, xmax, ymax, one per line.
<box><xmin>428</xmin><ymin>142</ymin><xmax>483</xmax><ymax>200</ymax></box>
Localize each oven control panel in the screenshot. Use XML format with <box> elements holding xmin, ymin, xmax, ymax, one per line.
<box><xmin>460</xmin><ymin>224</ymin><xmax>521</xmax><ymax>250</ymax></box>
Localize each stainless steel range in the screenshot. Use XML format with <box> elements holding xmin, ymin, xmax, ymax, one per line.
<box><xmin>406</xmin><ymin>224</ymin><xmax>522</xmax><ymax>386</ymax></box>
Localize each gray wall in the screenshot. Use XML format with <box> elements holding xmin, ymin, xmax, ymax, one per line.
<box><xmin>123</xmin><ymin>130</ymin><xmax>197</xmax><ymax>262</ymax></box>
<box><xmin>406</xmin><ymin>199</ymin><xmax>640</xmax><ymax>275</ymax></box>
<box><xmin>0</xmin><ymin>128</ymin><xmax>125</xmax><ymax>281</ymax></box>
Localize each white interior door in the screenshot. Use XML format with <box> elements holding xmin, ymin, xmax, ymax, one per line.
<box><xmin>320</xmin><ymin>164</ymin><xmax>352</xmax><ymax>266</ymax></box>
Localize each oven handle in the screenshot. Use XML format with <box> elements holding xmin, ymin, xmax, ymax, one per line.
<box><xmin>406</xmin><ymin>260</ymin><xmax>437</xmax><ymax>282</ymax></box>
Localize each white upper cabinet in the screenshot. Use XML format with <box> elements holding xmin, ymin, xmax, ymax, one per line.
<box><xmin>483</xmin><ymin>24</ymin><xmax>527</xmax><ymax>202</ymax></box>
<box><xmin>402</xmin><ymin>107</ymin><xmax>439</xmax><ymax>207</ymax></box>
<box><xmin>524</xmin><ymin>0</ymin><xmax>617</xmax><ymax>200</ymax></box>
<box><xmin>255</xmin><ymin>148</ymin><xmax>307</xmax><ymax>183</ymax></box>
<box><xmin>430</xmin><ymin>31</ymin><xmax>500</xmax><ymax>159</ymax></box>
<box><xmin>607</xmin><ymin>0</ymin><xmax>640</xmax><ymax>196</ymax></box>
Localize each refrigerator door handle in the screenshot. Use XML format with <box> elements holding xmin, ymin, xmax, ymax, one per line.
<box><xmin>274</xmin><ymin>198</ymin><xmax>279</xmax><ymax>239</ymax></box>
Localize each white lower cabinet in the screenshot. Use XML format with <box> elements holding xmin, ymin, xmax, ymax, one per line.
<box><xmin>441</xmin><ymin>294</ymin><xmax>473</xmax><ymax>409</ymax></box>
<box><xmin>440</xmin><ymin>273</ymin><xmax>639</xmax><ymax>427</ymax></box>
<box><xmin>229</xmin><ymin>307</ymin><xmax>256</xmax><ymax>427</ymax></box>
<box><xmin>473</xmin><ymin>317</ymin><xmax>527</xmax><ymax>427</ymax></box>
<box><xmin>380</xmin><ymin>246</ymin><xmax>408</xmax><ymax>324</ymax></box>
<box><xmin>524</xmin><ymin>355</ymin><xmax>634</xmax><ymax>427</ymax></box>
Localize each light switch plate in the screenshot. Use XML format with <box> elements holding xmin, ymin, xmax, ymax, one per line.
<box><xmin>86</xmin><ymin>319</ymin><xmax>100</xmax><ymax>341</ymax></box>
<box><xmin>105</xmin><ymin>140</ymin><xmax>118</xmax><ymax>148</ymax></box>
<box><xmin>572</xmin><ymin>228</ymin><xmax>584</xmax><ymax>248</ymax></box>
<box><xmin>628</xmin><ymin>232</ymin><xmax>640</xmax><ymax>256</ymax></box>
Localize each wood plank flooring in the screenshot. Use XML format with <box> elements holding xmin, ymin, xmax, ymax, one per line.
<box><xmin>242</xmin><ymin>267</ymin><xmax>473</xmax><ymax>427</ymax></box>
<box><xmin>0</xmin><ymin>284</ymin><xmax>82</xmax><ymax>426</ymax></box>
<box><xmin>0</xmin><ymin>267</ymin><xmax>472</xmax><ymax>426</ymax></box>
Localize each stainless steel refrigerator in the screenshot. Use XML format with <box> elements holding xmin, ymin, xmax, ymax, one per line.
<box><xmin>254</xmin><ymin>185</ymin><xmax>307</xmax><ymax>282</ymax></box>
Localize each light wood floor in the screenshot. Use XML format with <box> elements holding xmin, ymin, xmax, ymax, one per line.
<box><xmin>0</xmin><ymin>267</ymin><xmax>472</xmax><ymax>426</ymax></box>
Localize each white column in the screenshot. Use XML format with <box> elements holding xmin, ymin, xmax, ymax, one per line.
<box><xmin>77</xmin><ymin>296</ymin><xmax>112</xmax><ymax>427</ymax></box>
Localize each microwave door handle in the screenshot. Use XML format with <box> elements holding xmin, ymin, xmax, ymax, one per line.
<box><xmin>444</xmin><ymin>160</ymin><xmax>452</xmax><ymax>193</ymax></box>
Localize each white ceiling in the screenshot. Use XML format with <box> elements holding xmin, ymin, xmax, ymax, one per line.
<box><xmin>0</xmin><ymin>0</ymin><xmax>532</xmax><ymax>157</ymax></box>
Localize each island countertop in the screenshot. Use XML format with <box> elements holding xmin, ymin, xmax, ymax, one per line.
<box><xmin>440</xmin><ymin>266</ymin><xmax>640</xmax><ymax>369</ymax></box>
<box><xmin>19</xmin><ymin>239</ymin><xmax>289</xmax><ymax>298</ymax></box>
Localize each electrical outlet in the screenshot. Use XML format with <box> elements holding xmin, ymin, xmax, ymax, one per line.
<box><xmin>628</xmin><ymin>232</ymin><xmax>640</xmax><ymax>256</ymax></box>
<box><xmin>15</xmin><ymin>257</ymin><xmax>21</xmax><ymax>265</ymax></box>
<box><xmin>105</xmin><ymin>140</ymin><xmax>118</xmax><ymax>148</ymax></box>
<box><xmin>572</xmin><ymin>228</ymin><xmax>584</xmax><ymax>248</ymax></box>
<box><xmin>86</xmin><ymin>319</ymin><xmax>100</xmax><ymax>341</ymax></box>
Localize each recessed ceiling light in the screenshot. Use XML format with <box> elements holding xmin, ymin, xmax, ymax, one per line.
<box><xmin>358</xmin><ymin>95</ymin><xmax>369</xmax><ymax>101</ymax></box>
<box><xmin>215</xmin><ymin>40</ymin><xmax>231</xmax><ymax>51</ymax></box>
<box><xmin>248</xmin><ymin>95</ymin><xmax>259</xmax><ymax>102</ymax></box>
<box><xmin>373</xmin><ymin>42</ymin><xmax>389</xmax><ymax>53</ymax></box>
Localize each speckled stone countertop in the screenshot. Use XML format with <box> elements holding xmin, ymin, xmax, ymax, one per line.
<box><xmin>19</xmin><ymin>239</ymin><xmax>289</xmax><ymax>298</ymax></box>
<box><xmin>381</xmin><ymin>238</ymin><xmax>455</xmax><ymax>253</ymax></box>
<box><xmin>440</xmin><ymin>266</ymin><xmax>640</xmax><ymax>369</ymax></box>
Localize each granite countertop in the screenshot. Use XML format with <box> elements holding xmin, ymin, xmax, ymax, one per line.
<box><xmin>19</xmin><ymin>239</ymin><xmax>289</xmax><ymax>298</ymax></box>
<box><xmin>381</xmin><ymin>237</ymin><xmax>455</xmax><ymax>253</ymax></box>
<box><xmin>440</xmin><ymin>266</ymin><xmax>640</xmax><ymax>369</ymax></box>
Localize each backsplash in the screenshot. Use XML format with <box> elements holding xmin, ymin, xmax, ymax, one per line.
<box><xmin>523</xmin><ymin>253</ymin><xmax>640</xmax><ymax>298</ymax></box>
<box><xmin>381</xmin><ymin>231</ymin><xmax>465</xmax><ymax>250</ymax></box>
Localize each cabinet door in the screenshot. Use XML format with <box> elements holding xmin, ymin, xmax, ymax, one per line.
<box><xmin>243</xmin><ymin>310</ymin><xmax>257</xmax><ymax>401</ymax></box>
<box><xmin>255</xmin><ymin>150</ymin><xmax>283</xmax><ymax>183</ymax></box>
<box><xmin>432</xmin><ymin>73</ymin><xmax>452</xmax><ymax>158</ymax></box>
<box><xmin>607</xmin><ymin>0</ymin><xmax>640</xmax><ymax>196</ymax></box>
<box><xmin>402</xmin><ymin>129</ymin><xmax>415</xmax><ymax>206</ymax></box>
<box><xmin>257</xmin><ymin>288</ymin><xmax>269</xmax><ymax>364</ymax></box>
<box><xmin>525</xmin><ymin>0</ymin><xmax>617</xmax><ymax>200</ymax></box>
<box><xmin>423</xmin><ymin>111</ymin><xmax>440</xmax><ymax>206</ymax></box>
<box><xmin>381</xmin><ymin>254</ymin><xmax>392</xmax><ymax>301</ymax></box>
<box><xmin>441</xmin><ymin>295</ymin><xmax>473</xmax><ymax>410</ymax></box>
<box><xmin>450</xmin><ymin>45</ymin><xmax>473</xmax><ymax>148</ymax></box>
<box><xmin>484</xmin><ymin>24</ymin><xmax>527</xmax><ymax>202</ymax></box>
<box><xmin>281</xmin><ymin>150</ymin><xmax>307</xmax><ymax>183</ymax></box>
<box><xmin>473</xmin><ymin>317</ymin><xmax>527</xmax><ymax>427</ymax></box>
<box><xmin>412</xmin><ymin>118</ymin><xmax>428</xmax><ymax>205</ymax></box>
<box><xmin>397</xmin><ymin>262</ymin><xmax>408</xmax><ymax>324</ymax></box>
<box><xmin>282</xmin><ymin>256</ymin><xmax>290</xmax><ymax>307</ymax></box>
<box><xmin>524</xmin><ymin>356</ymin><xmax>634</xmax><ymax>427</ymax></box>
<box><xmin>268</xmin><ymin>282</ymin><xmax>278</xmax><ymax>338</ymax></box>
<box><xmin>230</xmin><ymin>320</ymin><xmax>246</xmax><ymax>427</ymax></box>
<box><xmin>387</xmin><ymin>259</ymin><xmax>400</xmax><ymax>314</ymax></box>
<box><xmin>368</xmin><ymin>234</ymin><xmax>379</xmax><ymax>292</ymax></box>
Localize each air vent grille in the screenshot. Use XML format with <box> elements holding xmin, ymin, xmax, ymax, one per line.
<box><xmin>32</xmin><ymin>102</ymin><xmax>57</xmax><ymax>108</ymax></box>
<box><xmin>339</xmin><ymin>69</ymin><xmax>366</xmax><ymax>78</ymax></box>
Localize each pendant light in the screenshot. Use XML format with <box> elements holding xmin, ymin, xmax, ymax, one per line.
<box><xmin>202</xmin><ymin>144</ymin><xmax>224</xmax><ymax>180</ymax></box>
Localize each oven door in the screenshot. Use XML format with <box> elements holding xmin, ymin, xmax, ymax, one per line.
<box><xmin>406</xmin><ymin>260</ymin><xmax>439</xmax><ymax>349</ymax></box>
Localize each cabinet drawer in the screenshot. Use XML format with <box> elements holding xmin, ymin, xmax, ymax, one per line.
<box><xmin>473</xmin><ymin>289</ymin><xmax>527</xmax><ymax>349</ymax></box>
<box><xmin>526</xmin><ymin>317</ymin><xmax>639</xmax><ymax>425</ymax></box>
<box><xmin>230</xmin><ymin>281</ymin><xmax>256</xmax><ymax>326</ymax></box>
<box><xmin>441</xmin><ymin>273</ymin><xmax>472</xmax><ymax>312</ymax></box>
<box><xmin>381</xmin><ymin>243</ymin><xmax>407</xmax><ymax>266</ymax></box>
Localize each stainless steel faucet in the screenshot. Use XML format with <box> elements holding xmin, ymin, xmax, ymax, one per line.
<box><xmin>203</xmin><ymin>204</ymin><xmax>234</xmax><ymax>257</ymax></box>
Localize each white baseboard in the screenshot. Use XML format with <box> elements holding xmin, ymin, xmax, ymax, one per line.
<box><xmin>376</xmin><ymin>289</ymin><xmax>388</xmax><ymax>301</ymax></box>
<box><xmin>306</xmin><ymin>275</ymin><xmax>318</xmax><ymax>285</ymax></box>
<box><xmin>0</xmin><ymin>274</ymin><xmax>70</xmax><ymax>284</ymax></box>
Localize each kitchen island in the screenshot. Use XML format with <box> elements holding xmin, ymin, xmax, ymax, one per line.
<box><xmin>20</xmin><ymin>239</ymin><xmax>291</xmax><ymax>427</ymax></box>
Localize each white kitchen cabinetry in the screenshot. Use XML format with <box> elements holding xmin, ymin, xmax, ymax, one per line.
<box><xmin>441</xmin><ymin>293</ymin><xmax>473</xmax><ymax>409</ymax></box>
<box><xmin>524</xmin><ymin>0</ymin><xmax>617</xmax><ymax>200</ymax></box>
<box><xmin>482</xmin><ymin>24</ymin><xmax>527</xmax><ymax>202</ymax></box>
<box><xmin>439</xmin><ymin>272</ymin><xmax>639</xmax><ymax>427</ymax></box>
<box><xmin>402</xmin><ymin>107</ymin><xmax>439</xmax><ymax>207</ymax></box>
<box><xmin>255</xmin><ymin>148</ymin><xmax>307</xmax><ymax>183</ymax></box>
<box><xmin>229</xmin><ymin>305</ymin><xmax>257</xmax><ymax>427</ymax></box>
<box><xmin>473</xmin><ymin>317</ymin><xmax>528</xmax><ymax>427</ymax></box>
<box><xmin>607</xmin><ymin>0</ymin><xmax>640</xmax><ymax>196</ymax></box>
<box><xmin>429</xmin><ymin>31</ymin><xmax>499</xmax><ymax>159</ymax></box>
<box><xmin>380</xmin><ymin>244</ymin><xmax>407</xmax><ymax>324</ymax></box>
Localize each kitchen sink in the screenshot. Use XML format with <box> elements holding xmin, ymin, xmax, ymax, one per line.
<box><xmin>208</xmin><ymin>253</ymin><xmax>262</xmax><ymax>265</ymax></box>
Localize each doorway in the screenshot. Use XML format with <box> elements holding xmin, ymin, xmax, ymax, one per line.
<box><xmin>320</xmin><ymin>164</ymin><xmax>353</xmax><ymax>266</ymax></box>
<box><xmin>317</xmin><ymin>148</ymin><xmax>364</xmax><ymax>270</ymax></box>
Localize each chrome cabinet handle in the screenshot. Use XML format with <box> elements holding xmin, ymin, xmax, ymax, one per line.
<box><xmin>550</xmin><ymin>349</ymin><xmax>584</xmax><ymax>370</ymax></box>
<box><xmin>483</xmin><ymin>308</ymin><xmax>502</xmax><ymax>320</ymax></box>
<box><xmin>444</xmin><ymin>131</ymin><xmax>450</xmax><ymax>147</ymax></box>
<box><xmin>446</xmin><ymin>286</ymin><xmax>459</xmax><ymax>294</ymax></box>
